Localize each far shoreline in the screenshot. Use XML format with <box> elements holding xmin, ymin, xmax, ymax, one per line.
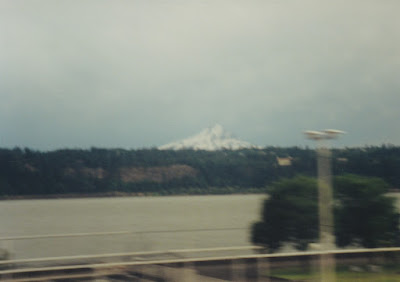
<box><xmin>2</xmin><ymin>188</ymin><xmax>398</xmax><ymax>201</ymax></box>
<box><xmin>0</xmin><ymin>190</ymin><xmax>267</xmax><ymax>201</ymax></box>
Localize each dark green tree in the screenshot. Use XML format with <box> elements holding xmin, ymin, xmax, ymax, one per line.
<box><xmin>251</xmin><ymin>176</ymin><xmax>318</xmax><ymax>251</ymax></box>
<box><xmin>334</xmin><ymin>174</ymin><xmax>399</xmax><ymax>248</ymax></box>
<box><xmin>251</xmin><ymin>175</ymin><xmax>399</xmax><ymax>252</ymax></box>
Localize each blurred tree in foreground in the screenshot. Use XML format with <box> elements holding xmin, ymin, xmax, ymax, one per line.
<box><xmin>251</xmin><ymin>175</ymin><xmax>399</xmax><ymax>252</ymax></box>
<box><xmin>334</xmin><ymin>175</ymin><xmax>399</xmax><ymax>248</ymax></box>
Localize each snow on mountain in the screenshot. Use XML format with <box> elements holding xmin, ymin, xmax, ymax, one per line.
<box><xmin>159</xmin><ymin>124</ymin><xmax>259</xmax><ymax>151</ymax></box>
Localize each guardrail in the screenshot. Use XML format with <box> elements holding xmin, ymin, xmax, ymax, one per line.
<box><xmin>1</xmin><ymin>247</ymin><xmax>400</xmax><ymax>281</ymax></box>
<box><xmin>2</xmin><ymin>230</ymin><xmax>400</xmax><ymax>281</ymax></box>
<box><xmin>0</xmin><ymin>245</ymin><xmax>262</xmax><ymax>267</ymax></box>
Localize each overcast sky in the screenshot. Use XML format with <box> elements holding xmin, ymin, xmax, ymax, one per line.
<box><xmin>1</xmin><ymin>1</ymin><xmax>399</xmax><ymax>150</ymax></box>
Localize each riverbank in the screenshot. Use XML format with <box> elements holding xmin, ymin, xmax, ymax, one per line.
<box><xmin>2</xmin><ymin>187</ymin><xmax>399</xmax><ymax>201</ymax></box>
<box><xmin>0</xmin><ymin>188</ymin><xmax>267</xmax><ymax>201</ymax></box>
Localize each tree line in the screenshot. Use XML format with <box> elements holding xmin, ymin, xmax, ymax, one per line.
<box><xmin>0</xmin><ymin>145</ymin><xmax>399</xmax><ymax>196</ymax></box>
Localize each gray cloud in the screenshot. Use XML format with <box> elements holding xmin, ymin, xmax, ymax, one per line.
<box><xmin>1</xmin><ymin>0</ymin><xmax>399</xmax><ymax>150</ymax></box>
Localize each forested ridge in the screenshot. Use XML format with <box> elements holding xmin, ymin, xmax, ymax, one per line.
<box><xmin>1</xmin><ymin>145</ymin><xmax>399</xmax><ymax>196</ymax></box>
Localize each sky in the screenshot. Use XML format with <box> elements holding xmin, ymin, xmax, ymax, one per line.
<box><xmin>1</xmin><ymin>0</ymin><xmax>399</xmax><ymax>150</ymax></box>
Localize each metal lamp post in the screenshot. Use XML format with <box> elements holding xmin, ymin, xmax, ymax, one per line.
<box><xmin>304</xmin><ymin>129</ymin><xmax>345</xmax><ymax>282</ymax></box>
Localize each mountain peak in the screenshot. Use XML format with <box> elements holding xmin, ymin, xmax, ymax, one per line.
<box><xmin>159</xmin><ymin>125</ymin><xmax>258</xmax><ymax>151</ymax></box>
<box><xmin>201</xmin><ymin>124</ymin><xmax>231</xmax><ymax>139</ymax></box>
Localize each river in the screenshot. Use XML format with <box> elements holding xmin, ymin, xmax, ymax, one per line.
<box><xmin>0</xmin><ymin>194</ymin><xmax>266</xmax><ymax>259</ymax></box>
<box><xmin>3</xmin><ymin>193</ymin><xmax>400</xmax><ymax>260</ymax></box>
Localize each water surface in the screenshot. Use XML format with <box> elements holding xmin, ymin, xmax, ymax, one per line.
<box><xmin>0</xmin><ymin>194</ymin><xmax>265</xmax><ymax>259</ymax></box>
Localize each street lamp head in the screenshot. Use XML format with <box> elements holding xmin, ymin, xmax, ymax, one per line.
<box><xmin>323</xmin><ymin>129</ymin><xmax>346</xmax><ymax>139</ymax></box>
<box><xmin>304</xmin><ymin>130</ymin><xmax>325</xmax><ymax>140</ymax></box>
<box><xmin>304</xmin><ymin>129</ymin><xmax>345</xmax><ymax>140</ymax></box>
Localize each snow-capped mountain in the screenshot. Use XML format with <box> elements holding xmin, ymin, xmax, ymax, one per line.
<box><xmin>159</xmin><ymin>124</ymin><xmax>258</xmax><ymax>151</ymax></box>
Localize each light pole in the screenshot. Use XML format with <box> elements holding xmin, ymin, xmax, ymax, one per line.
<box><xmin>304</xmin><ymin>129</ymin><xmax>345</xmax><ymax>282</ymax></box>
